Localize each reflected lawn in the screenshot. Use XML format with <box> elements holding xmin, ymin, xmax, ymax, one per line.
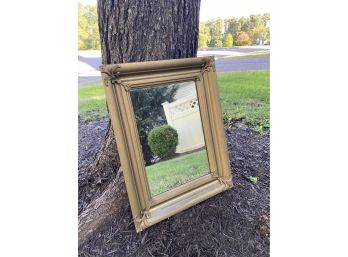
<box><xmin>146</xmin><ymin>149</ymin><xmax>209</xmax><ymax>196</ymax></box>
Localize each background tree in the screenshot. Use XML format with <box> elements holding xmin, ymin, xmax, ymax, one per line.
<box><xmin>261</xmin><ymin>13</ymin><xmax>270</xmax><ymax>27</ymax></box>
<box><xmin>207</xmin><ymin>18</ymin><xmax>224</xmax><ymax>47</ymax></box>
<box><xmin>211</xmin><ymin>37</ymin><xmax>223</xmax><ymax>47</ymax></box>
<box><xmin>261</xmin><ymin>13</ymin><xmax>271</xmax><ymax>42</ymax></box>
<box><xmin>198</xmin><ymin>22</ymin><xmax>211</xmax><ymax>48</ymax></box>
<box><xmin>225</xmin><ymin>18</ymin><xmax>241</xmax><ymax>45</ymax></box>
<box><xmin>248</xmin><ymin>14</ymin><xmax>267</xmax><ymax>44</ymax></box>
<box><xmin>249</xmin><ymin>14</ymin><xmax>263</xmax><ymax>29</ymax></box>
<box><xmin>130</xmin><ymin>86</ymin><xmax>178</xmax><ymax>164</ymax></box>
<box><xmin>249</xmin><ymin>25</ymin><xmax>267</xmax><ymax>44</ymax></box>
<box><xmin>223</xmin><ymin>33</ymin><xmax>233</xmax><ymax>47</ymax></box>
<box><xmin>198</xmin><ymin>14</ymin><xmax>270</xmax><ymax>47</ymax></box>
<box><xmin>79</xmin><ymin>0</ymin><xmax>201</xmax><ymax>246</ymax></box>
<box><xmin>235</xmin><ymin>31</ymin><xmax>251</xmax><ymax>46</ymax></box>
<box><xmin>239</xmin><ymin>16</ymin><xmax>250</xmax><ymax>33</ymax></box>
<box><xmin>78</xmin><ymin>2</ymin><xmax>100</xmax><ymax>50</ymax></box>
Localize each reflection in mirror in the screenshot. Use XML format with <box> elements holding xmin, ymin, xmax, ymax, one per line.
<box><xmin>130</xmin><ymin>81</ymin><xmax>209</xmax><ymax>196</ymax></box>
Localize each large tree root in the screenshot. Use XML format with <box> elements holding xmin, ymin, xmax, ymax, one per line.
<box><xmin>78</xmin><ymin>167</ymin><xmax>127</xmax><ymax>246</ymax></box>
<box><xmin>78</xmin><ymin>122</ymin><xmax>121</xmax><ymax>213</ymax></box>
<box><xmin>78</xmin><ymin>121</ymin><xmax>127</xmax><ymax>246</ymax></box>
<box><xmin>82</xmin><ymin>122</ymin><xmax>119</xmax><ymax>178</ymax></box>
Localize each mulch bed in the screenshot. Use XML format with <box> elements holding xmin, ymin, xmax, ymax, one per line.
<box><xmin>78</xmin><ymin>117</ymin><xmax>109</xmax><ymax>170</ymax></box>
<box><xmin>78</xmin><ymin>119</ymin><xmax>270</xmax><ymax>257</ymax></box>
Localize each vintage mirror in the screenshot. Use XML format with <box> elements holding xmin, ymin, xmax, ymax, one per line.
<box><xmin>101</xmin><ymin>57</ymin><xmax>233</xmax><ymax>232</ymax></box>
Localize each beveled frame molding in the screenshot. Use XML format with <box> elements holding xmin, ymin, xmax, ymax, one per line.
<box><xmin>101</xmin><ymin>57</ymin><xmax>233</xmax><ymax>232</ymax></box>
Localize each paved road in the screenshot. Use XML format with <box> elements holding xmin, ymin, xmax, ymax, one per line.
<box><xmin>78</xmin><ymin>47</ymin><xmax>270</xmax><ymax>84</ymax></box>
<box><xmin>79</xmin><ymin>75</ymin><xmax>102</xmax><ymax>84</ymax></box>
<box><xmin>215</xmin><ymin>56</ymin><xmax>269</xmax><ymax>72</ymax></box>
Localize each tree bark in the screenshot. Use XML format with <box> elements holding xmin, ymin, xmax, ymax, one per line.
<box><xmin>79</xmin><ymin>0</ymin><xmax>201</xmax><ymax>246</ymax></box>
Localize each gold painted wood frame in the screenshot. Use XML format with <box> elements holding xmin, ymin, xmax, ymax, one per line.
<box><xmin>100</xmin><ymin>57</ymin><xmax>233</xmax><ymax>232</ymax></box>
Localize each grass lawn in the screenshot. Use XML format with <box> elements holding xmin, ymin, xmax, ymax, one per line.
<box><xmin>218</xmin><ymin>70</ymin><xmax>270</xmax><ymax>129</ymax></box>
<box><xmin>78</xmin><ymin>80</ymin><xmax>107</xmax><ymax>121</ymax></box>
<box><xmin>78</xmin><ymin>70</ymin><xmax>270</xmax><ymax>128</ymax></box>
<box><xmin>146</xmin><ymin>149</ymin><xmax>209</xmax><ymax>196</ymax></box>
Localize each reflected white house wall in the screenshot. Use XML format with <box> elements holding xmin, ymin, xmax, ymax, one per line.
<box><xmin>162</xmin><ymin>94</ymin><xmax>205</xmax><ymax>153</ymax></box>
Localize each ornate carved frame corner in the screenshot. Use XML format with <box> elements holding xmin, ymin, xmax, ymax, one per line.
<box><xmin>101</xmin><ymin>57</ymin><xmax>233</xmax><ymax>232</ymax></box>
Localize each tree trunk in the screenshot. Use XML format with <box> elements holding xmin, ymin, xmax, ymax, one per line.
<box><xmin>79</xmin><ymin>0</ymin><xmax>201</xmax><ymax>246</ymax></box>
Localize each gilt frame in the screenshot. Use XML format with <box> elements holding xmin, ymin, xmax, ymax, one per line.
<box><xmin>100</xmin><ymin>57</ymin><xmax>233</xmax><ymax>232</ymax></box>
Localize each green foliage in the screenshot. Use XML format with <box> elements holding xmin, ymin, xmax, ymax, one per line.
<box><xmin>239</xmin><ymin>16</ymin><xmax>250</xmax><ymax>32</ymax></box>
<box><xmin>225</xmin><ymin>18</ymin><xmax>241</xmax><ymax>44</ymax></box>
<box><xmin>147</xmin><ymin>125</ymin><xmax>178</xmax><ymax>159</ymax></box>
<box><xmin>130</xmin><ymin>85</ymin><xmax>178</xmax><ymax>164</ymax></box>
<box><xmin>262</xmin><ymin>13</ymin><xmax>270</xmax><ymax>27</ymax></box>
<box><xmin>211</xmin><ymin>38</ymin><xmax>223</xmax><ymax>48</ymax></box>
<box><xmin>255</xmin><ymin>123</ymin><xmax>267</xmax><ymax>135</ymax></box>
<box><xmin>249</xmin><ymin>14</ymin><xmax>263</xmax><ymax>29</ymax></box>
<box><xmin>248</xmin><ymin>176</ymin><xmax>258</xmax><ymax>184</ymax></box>
<box><xmin>206</xmin><ymin>18</ymin><xmax>224</xmax><ymax>47</ymax></box>
<box><xmin>235</xmin><ymin>31</ymin><xmax>251</xmax><ymax>46</ymax></box>
<box><xmin>199</xmin><ymin>13</ymin><xmax>270</xmax><ymax>47</ymax></box>
<box><xmin>249</xmin><ymin>25</ymin><xmax>268</xmax><ymax>44</ymax></box>
<box><xmin>223</xmin><ymin>33</ymin><xmax>233</xmax><ymax>47</ymax></box>
<box><xmin>198</xmin><ymin>23</ymin><xmax>211</xmax><ymax>48</ymax></box>
<box><xmin>207</xmin><ymin>18</ymin><xmax>224</xmax><ymax>37</ymax></box>
<box><xmin>247</xmin><ymin>14</ymin><xmax>269</xmax><ymax>44</ymax></box>
<box><xmin>78</xmin><ymin>2</ymin><xmax>100</xmax><ymax>50</ymax></box>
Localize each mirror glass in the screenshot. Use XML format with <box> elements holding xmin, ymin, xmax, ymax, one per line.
<box><xmin>130</xmin><ymin>81</ymin><xmax>209</xmax><ymax>196</ymax></box>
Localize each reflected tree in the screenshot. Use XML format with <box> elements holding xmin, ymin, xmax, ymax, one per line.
<box><xmin>130</xmin><ymin>85</ymin><xmax>178</xmax><ymax>164</ymax></box>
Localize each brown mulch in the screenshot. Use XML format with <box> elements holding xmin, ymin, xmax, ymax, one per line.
<box><xmin>78</xmin><ymin>121</ymin><xmax>270</xmax><ymax>257</ymax></box>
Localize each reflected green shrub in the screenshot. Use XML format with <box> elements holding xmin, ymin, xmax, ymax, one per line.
<box><xmin>147</xmin><ymin>125</ymin><xmax>178</xmax><ymax>159</ymax></box>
